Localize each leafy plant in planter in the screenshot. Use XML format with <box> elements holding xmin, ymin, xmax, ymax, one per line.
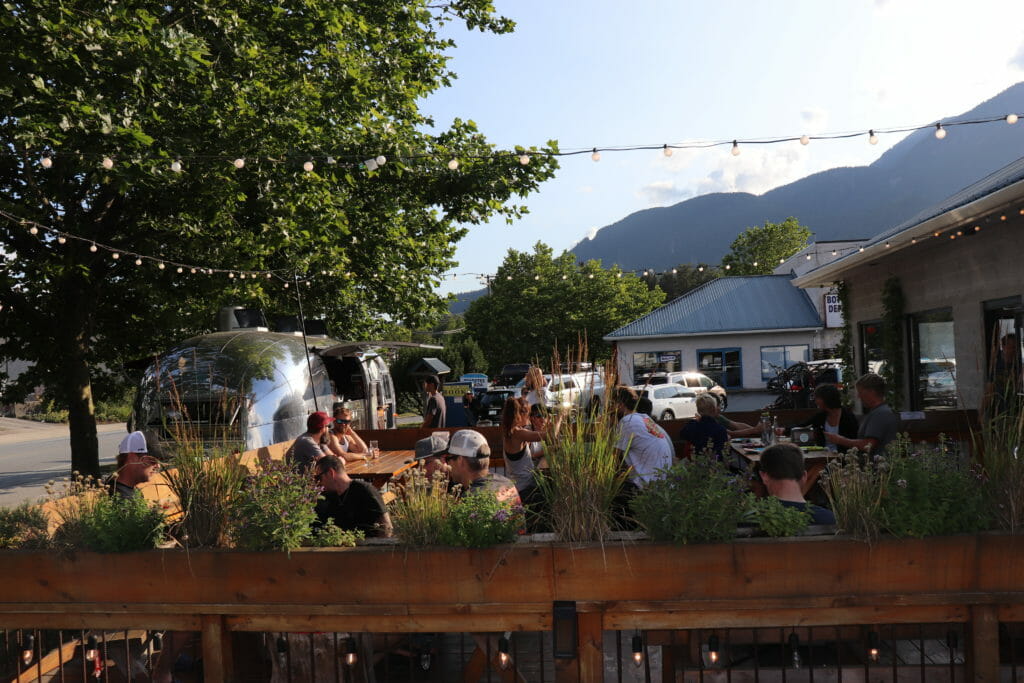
<box><xmin>46</xmin><ymin>472</ymin><xmax>166</xmax><ymax>552</ymax></box>
<box><xmin>163</xmin><ymin>445</ymin><xmax>247</xmax><ymax>548</ymax></box>
<box><xmin>631</xmin><ymin>457</ymin><xmax>747</xmax><ymax>544</ymax></box>
<box><xmin>0</xmin><ymin>502</ymin><xmax>51</xmax><ymax>549</ymax></box>
<box><xmin>441</xmin><ymin>492</ymin><xmax>524</xmax><ymax>548</ymax></box>
<box><xmin>744</xmin><ymin>495</ymin><xmax>812</xmax><ymax>537</ymax></box>
<box><xmin>821</xmin><ymin>450</ymin><xmax>891</xmax><ymax>542</ymax></box>
<box><xmin>881</xmin><ymin>439</ymin><xmax>991</xmax><ymax>537</ymax></box>
<box><xmin>391</xmin><ymin>468</ymin><xmax>456</xmax><ymax>546</ymax></box>
<box><xmin>306</xmin><ymin>519</ymin><xmax>364</xmax><ymax>548</ymax></box>
<box><xmin>229</xmin><ymin>460</ymin><xmax>320</xmax><ymax>551</ymax></box>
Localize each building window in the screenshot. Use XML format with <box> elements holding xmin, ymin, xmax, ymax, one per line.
<box><xmin>908</xmin><ymin>308</ymin><xmax>957</xmax><ymax>410</ymax></box>
<box><xmin>983</xmin><ymin>297</ymin><xmax>1022</xmax><ymax>375</ymax></box>
<box><xmin>632</xmin><ymin>350</ymin><xmax>680</xmax><ymax>383</ymax></box>
<box><xmin>859</xmin><ymin>320</ymin><xmax>884</xmax><ymax>376</ymax></box>
<box><xmin>697</xmin><ymin>348</ymin><xmax>742</xmax><ymax>388</ymax></box>
<box><xmin>759</xmin><ymin>344</ymin><xmax>810</xmax><ymax>381</ymax></box>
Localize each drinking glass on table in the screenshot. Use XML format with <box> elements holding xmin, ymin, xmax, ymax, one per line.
<box><xmin>369</xmin><ymin>440</ymin><xmax>379</xmax><ymax>460</ymax></box>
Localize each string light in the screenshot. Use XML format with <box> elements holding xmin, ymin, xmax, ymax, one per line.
<box><xmin>170</xmin><ymin>159</ymin><xmax>182</xmax><ymax>172</ymax></box>
<box><xmin>343</xmin><ymin>637</ymin><xmax>358</xmax><ymax>667</ymax></box>
<box><xmin>934</xmin><ymin>123</ymin><xmax>946</xmax><ymax>139</ymax></box>
<box><xmin>518</xmin><ymin>154</ymin><xmax>530</xmax><ymax>165</ymax></box>
<box><xmin>708</xmin><ymin>634</ymin><xmax>720</xmax><ymax>665</ymax></box>
<box><xmin>21</xmin><ymin>634</ymin><xmax>34</xmax><ymax>666</ymax></box>
<box><xmin>868</xmin><ymin>630</ymin><xmax>880</xmax><ymax>663</ymax></box>
<box><xmin>85</xmin><ymin>635</ymin><xmax>98</xmax><ymax>663</ymax></box>
<box><xmin>631</xmin><ymin>633</ymin><xmax>644</xmax><ymax>668</ymax></box>
<box><xmin>1008</xmin><ymin>114</ymin><xmax>1019</xmax><ymax>125</ymax></box>
<box><xmin>101</xmin><ymin>157</ymin><xmax>114</xmax><ymax>170</ymax></box>
<box><xmin>57</xmin><ymin>235</ymin><xmax>66</xmax><ymax>244</ymax></box>
<box><xmin>447</xmin><ymin>158</ymin><xmax>459</xmax><ymax>170</ymax></box>
<box><xmin>730</xmin><ymin>140</ymin><xmax>740</xmax><ymax>156</ymax></box>
<box><xmin>497</xmin><ymin>632</ymin><xmax>512</xmax><ymax>670</ymax></box>
<box><xmin>40</xmin><ymin>156</ymin><xmax>52</xmax><ymax>168</ymax></box>
<box><xmin>302</xmin><ymin>160</ymin><xmax>314</xmax><ymax>172</ymax></box>
<box><xmin>591</xmin><ymin>148</ymin><xmax>600</xmax><ymax>162</ymax></box>
<box><xmin>869</xmin><ymin>130</ymin><xmax>878</xmax><ymax>145</ymax></box>
<box><xmin>29</xmin><ymin>226</ymin><xmax>37</xmax><ymax>235</ymax></box>
<box><xmin>89</xmin><ymin>242</ymin><xmax>98</xmax><ymax>252</ymax></box>
<box><xmin>233</xmin><ymin>158</ymin><xmax>245</xmax><ymax>169</ymax></box>
<box><xmin>789</xmin><ymin>632</ymin><xmax>801</xmax><ymax>670</ymax></box>
<box><xmin>111</xmin><ymin>252</ymin><xmax>120</xmax><ymax>260</ymax></box>
<box><xmin>799</xmin><ymin>135</ymin><xmax>810</xmax><ymax>146</ymax></box>
<box><xmin>662</xmin><ymin>144</ymin><xmax>673</xmax><ymax>157</ymax></box>
<box><xmin>135</xmin><ymin>258</ymin><xmax>143</xmax><ymax>265</ymax></box>
<box><xmin>376</xmin><ymin>155</ymin><xmax>387</xmax><ymax>166</ymax></box>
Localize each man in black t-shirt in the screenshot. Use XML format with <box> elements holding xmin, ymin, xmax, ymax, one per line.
<box><xmin>312</xmin><ymin>456</ymin><xmax>392</xmax><ymax>537</ymax></box>
<box><xmin>422</xmin><ymin>375</ymin><xmax>446</xmax><ymax>428</ymax></box>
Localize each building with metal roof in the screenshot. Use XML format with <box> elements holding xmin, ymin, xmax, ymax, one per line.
<box><xmin>604</xmin><ymin>275</ymin><xmax>824</xmax><ymax>390</ymax></box>
<box><xmin>793</xmin><ymin>155</ymin><xmax>1024</xmax><ymax>411</ymax></box>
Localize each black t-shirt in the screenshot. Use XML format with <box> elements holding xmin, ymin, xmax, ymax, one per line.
<box><xmin>423</xmin><ymin>392</ymin><xmax>446</xmax><ymax>428</ymax></box>
<box><xmin>779</xmin><ymin>499</ymin><xmax>836</xmax><ymax>525</ymax></box>
<box><xmin>314</xmin><ymin>480</ymin><xmax>387</xmax><ymax>537</ymax></box>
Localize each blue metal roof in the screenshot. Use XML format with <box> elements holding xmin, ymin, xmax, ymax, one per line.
<box><xmin>605</xmin><ymin>275</ymin><xmax>822</xmax><ymax>339</ymax></box>
<box><xmin>864</xmin><ymin>155</ymin><xmax>1024</xmax><ymax>247</ymax></box>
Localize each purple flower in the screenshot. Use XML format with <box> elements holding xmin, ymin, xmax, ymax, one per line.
<box><xmin>494</xmin><ymin>510</ymin><xmax>509</xmax><ymax>523</ymax></box>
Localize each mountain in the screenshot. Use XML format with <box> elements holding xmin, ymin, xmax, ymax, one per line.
<box><xmin>450</xmin><ymin>82</ymin><xmax>1024</xmax><ymax>313</ymax></box>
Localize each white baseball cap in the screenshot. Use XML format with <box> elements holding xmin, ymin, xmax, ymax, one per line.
<box><xmin>118</xmin><ymin>431</ymin><xmax>149</xmax><ymax>455</ymax></box>
<box><xmin>447</xmin><ymin>430</ymin><xmax>491</xmax><ymax>458</ymax></box>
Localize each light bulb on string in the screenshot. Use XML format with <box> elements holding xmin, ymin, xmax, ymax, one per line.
<box><xmin>800</xmin><ymin>135</ymin><xmax>810</xmax><ymax>146</ymax></box>
<box><xmin>302</xmin><ymin>160</ymin><xmax>314</xmax><ymax>172</ymax></box>
<box><xmin>89</xmin><ymin>243</ymin><xmax>98</xmax><ymax>252</ymax></box>
<box><xmin>708</xmin><ymin>634</ymin><xmax>720</xmax><ymax>665</ymax></box>
<box><xmin>885</xmin><ymin>241</ymin><xmax>891</xmax><ymax>248</ymax></box>
<box><xmin>752</xmin><ymin>261</ymin><xmax>758</xmax><ymax>267</ymax></box>
<box><xmin>778</xmin><ymin>258</ymin><xmax>784</xmax><ymax>264</ymax></box>
<box><xmin>868</xmin><ymin>631</ymin><xmax>880</xmax><ymax>663</ymax></box>
<box><xmin>868</xmin><ymin>130</ymin><xmax>879</xmax><ymax>145</ymax></box>
<box><xmin>228</xmin><ymin>272</ymin><xmax>235</xmax><ymax>278</ymax></box>
<box><xmin>616</xmin><ymin>272</ymin><xmax>622</xmax><ymax>278</ymax></box>
<box><xmin>724</xmin><ymin>264</ymin><xmax>731</xmax><ymax>270</ymax></box>
<box><xmin>135</xmin><ymin>258</ymin><xmax>143</xmax><ymax>266</ymax></box>
<box><xmin>190</xmin><ymin>268</ymin><xmax>197</xmax><ymax>274</ymax></box>
<box><xmin>831</xmin><ymin>249</ymin><xmax>837</xmax><ymax>256</ymax></box>
<box><xmin>1007</xmin><ymin>114</ymin><xmax>1018</xmax><ymax>125</ymax></box>
<box><xmin>375</xmin><ymin>155</ymin><xmax>387</xmax><ymax>166</ymax></box>
<box><xmin>934</xmin><ymin>123</ymin><xmax>946</xmax><ymax>139</ymax></box>
<box><xmin>731</xmin><ymin>140</ymin><xmax>740</xmax><ymax>156</ymax></box>
<box><xmin>158</xmin><ymin>262</ymin><xmax>165</xmax><ymax>270</ymax></box>
<box><xmin>663</xmin><ymin>144</ymin><xmax>673</xmax><ymax>157</ymax></box>
<box><xmin>591</xmin><ymin>148</ymin><xmax>600</xmax><ymax>162</ymax></box>
<box><xmin>29</xmin><ymin>226</ymin><xmax>37</xmax><ymax>235</ymax></box>
<box><xmin>447</xmin><ymin>158</ymin><xmax>459</xmax><ymax>170</ymax></box>
<box><xmin>698</xmin><ymin>266</ymin><xmax>704</xmax><ymax>272</ymax></box>
<box><xmin>805</xmin><ymin>253</ymin><xmax>812</xmax><ymax>260</ymax></box>
<box><xmin>85</xmin><ymin>635</ymin><xmax>99</xmax><ymax>662</ymax></box>
<box><xmin>588</xmin><ymin>273</ymin><xmax>594</xmax><ymax>279</ymax></box>
<box><xmin>284</xmin><ymin>282</ymin><xmax>289</xmax><ymax>288</ymax></box>
<box><xmin>102</xmin><ymin>157</ymin><xmax>114</xmax><ymax>170</ymax></box>
<box><xmin>112</xmin><ymin>252</ymin><xmax>120</xmax><ymax>260</ymax></box>
<box><xmin>233</xmin><ymin>158</ymin><xmax>245</xmax><ymax>169</ymax></box>
<box><xmin>975</xmin><ymin>225</ymin><xmax>981</xmax><ymax>232</ymax></box>
<box><xmin>170</xmin><ymin>160</ymin><xmax>182</xmax><ymax>172</ymax></box>
<box><xmin>57</xmin><ymin>235</ymin><xmax>66</xmax><ymax>244</ymax></box>
<box><xmin>561</xmin><ymin>274</ymin><xmax>567</xmax><ymax>280</ymax></box>
<box><xmin>41</xmin><ymin>156</ymin><xmax>53</xmax><ymax>168</ymax></box>
<box><xmin>21</xmin><ymin>634</ymin><xmax>34</xmax><ymax>666</ymax></box>
<box><xmin>859</xmin><ymin>246</ymin><xmax>864</xmax><ymax>252</ymax></box>
<box><xmin>533</xmin><ymin>275</ymin><xmax>539</xmax><ymax>281</ymax></box>
<box><xmin>497</xmin><ymin>633</ymin><xmax>512</xmax><ymax>670</ymax></box>
<box><xmin>344</xmin><ymin>637</ymin><xmax>358</xmax><ymax>667</ymax></box>
<box><xmin>519</xmin><ymin>154</ymin><xmax>530</xmax><ymax>165</ymax></box>
<box><xmin>176</xmin><ymin>267</ymin><xmax>183</xmax><ymax>273</ymax></box>
<box><xmin>266</xmin><ymin>273</ymin><xmax>272</xmax><ymax>278</ymax></box>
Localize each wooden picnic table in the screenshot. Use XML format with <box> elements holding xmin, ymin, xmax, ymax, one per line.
<box><xmin>345</xmin><ymin>449</ymin><xmax>417</xmax><ymax>489</ymax></box>
<box><xmin>729</xmin><ymin>439</ymin><xmax>840</xmax><ymax>496</ymax></box>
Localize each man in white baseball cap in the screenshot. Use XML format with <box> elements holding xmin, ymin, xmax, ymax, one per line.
<box><xmin>447</xmin><ymin>429</ymin><xmax>520</xmax><ymax>505</ymax></box>
<box><xmin>109</xmin><ymin>431</ymin><xmax>158</xmax><ymax>499</ymax></box>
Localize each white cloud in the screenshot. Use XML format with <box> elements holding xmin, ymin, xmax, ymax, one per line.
<box><xmin>1011</xmin><ymin>41</ymin><xmax>1024</xmax><ymax>71</ymax></box>
<box><xmin>636</xmin><ymin>180</ymin><xmax>692</xmax><ymax>206</ymax></box>
<box><xmin>686</xmin><ymin>147</ymin><xmax>811</xmax><ymax>197</ymax></box>
<box><xmin>800</xmin><ymin>107</ymin><xmax>828</xmax><ymax>133</ymax></box>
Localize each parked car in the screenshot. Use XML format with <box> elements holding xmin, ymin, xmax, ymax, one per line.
<box><xmin>498</xmin><ymin>363</ymin><xmax>531</xmax><ymax>387</ymax></box>
<box><xmin>476</xmin><ymin>388</ymin><xmax>516</xmax><ymax>424</ymax></box>
<box><xmin>633</xmin><ymin>384</ymin><xmax>698</xmax><ymax>421</ymax></box>
<box><xmin>640</xmin><ymin>371</ymin><xmax>728</xmax><ymax>409</ymax></box>
<box><xmin>515</xmin><ymin>370</ymin><xmax>606</xmax><ymax>412</ymax></box>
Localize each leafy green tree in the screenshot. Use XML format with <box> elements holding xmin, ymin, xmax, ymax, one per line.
<box><xmin>720</xmin><ymin>217</ymin><xmax>812</xmax><ymax>275</ymax></box>
<box><xmin>0</xmin><ymin>1</ymin><xmax>557</xmax><ymax>475</ymax></box>
<box><xmin>642</xmin><ymin>264</ymin><xmax>721</xmax><ymax>301</ymax></box>
<box><xmin>464</xmin><ymin>243</ymin><xmax>665</xmax><ymax>374</ymax></box>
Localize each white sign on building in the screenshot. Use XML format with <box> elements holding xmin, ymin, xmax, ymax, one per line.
<box><xmin>824</xmin><ymin>292</ymin><xmax>844</xmax><ymax>328</ymax></box>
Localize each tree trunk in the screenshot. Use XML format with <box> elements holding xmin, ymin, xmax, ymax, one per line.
<box><xmin>65</xmin><ymin>347</ymin><xmax>99</xmax><ymax>478</ymax></box>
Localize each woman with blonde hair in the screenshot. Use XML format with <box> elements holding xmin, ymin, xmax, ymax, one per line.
<box><xmin>523</xmin><ymin>366</ymin><xmax>548</xmax><ymax>407</ymax></box>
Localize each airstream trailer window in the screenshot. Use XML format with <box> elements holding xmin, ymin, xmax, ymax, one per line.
<box><xmin>324</xmin><ymin>356</ymin><xmax>366</xmax><ymax>401</ymax></box>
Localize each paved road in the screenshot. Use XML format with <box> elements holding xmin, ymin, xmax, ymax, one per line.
<box><xmin>0</xmin><ymin>418</ymin><xmax>125</xmax><ymax>507</ymax></box>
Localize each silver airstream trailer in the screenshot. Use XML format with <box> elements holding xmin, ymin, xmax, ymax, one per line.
<box><xmin>130</xmin><ymin>329</ymin><xmax>429</xmax><ymax>457</ymax></box>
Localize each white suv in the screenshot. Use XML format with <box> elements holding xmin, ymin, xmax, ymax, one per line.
<box><xmin>641</xmin><ymin>371</ymin><xmax>728</xmax><ymax>409</ymax></box>
<box><xmin>633</xmin><ymin>384</ymin><xmax>698</xmax><ymax>421</ymax></box>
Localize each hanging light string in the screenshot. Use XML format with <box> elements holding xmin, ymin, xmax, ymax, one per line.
<box><xmin>0</xmin><ymin>208</ymin><xmax>321</xmax><ymax>283</ymax></box>
<box><xmin>18</xmin><ymin>113</ymin><xmax>1023</xmax><ymax>171</ymax></box>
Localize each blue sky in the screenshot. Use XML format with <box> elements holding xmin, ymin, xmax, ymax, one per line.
<box><xmin>424</xmin><ymin>0</ymin><xmax>1024</xmax><ymax>295</ymax></box>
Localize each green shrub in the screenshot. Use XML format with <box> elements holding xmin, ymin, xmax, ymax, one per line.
<box><xmin>745</xmin><ymin>495</ymin><xmax>812</xmax><ymax>537</ymax></box>
<box><xmin>78</xmin><ymin>494</ymin><xmax>167</xmax><ymax>552</ymax></box>
<box><xmin>881</xmin><ymin>442</ymin><xmax>991</xmax><ymax>538</ymax></box>
<box><xmin>94</xmin><ymin>399</ymin><xmax>133</xmax><ymax>423</ymax></box>
<box><xmin>630</xmin><ymin>457</ymin><xmax>747</xmax><ymax>545</ymax></box>
<box><xmin>306</xmin><ymin>518</ymin><xmax>364</xmax><ymax>548</ymax></box>
<box><xmin>391</xmin><ymin>468</ymin><xmax>455</xmax><ymax>546</ymax></box>
<box><xmin>163</xmin><ymin>446</ymin><xmax>247</xmax><ymax>548</ymax></box>
<box><xmin>821</xmin><ymin>450</ymin><xmax>890</xmax><ymax>542</ymax></box>
<box><xmin>229</xmin><ymin>460</ymin><xmax>320</xmax><ymax>551</ymax></box>
<box><xmin>0</xmin><ymin>503</ymin><xmax>51</xmax><ymax>549</ymax></box>
<box><xmin>441</xmin><ymin>492</ymin><xmax>524</xmax><ymax>548</ymax></box>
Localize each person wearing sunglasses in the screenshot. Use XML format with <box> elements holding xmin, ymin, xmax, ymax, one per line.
<box><xmin>325</xmin><ymin>407</ymin><xmax>369</xmax><ymax>464</ymax></box>
<box><xmin>108</xmin><ymin>431</ymin><xmax>159</xmax><ymax>500</ymax></box>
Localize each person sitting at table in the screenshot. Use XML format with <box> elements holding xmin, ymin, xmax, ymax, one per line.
<box><xmin>413</xmin><ymin>432</ymin><xmax>451</xmax><ymax>484</ymax></box>
<box><xmin>287</xmin><ymin>411</ymin><xmax>332</xmax><ymax>472</ymax></box>
<box><xmin>679</xmin><ymin>394</ymin><xmax>729</xmax><ymax>460</ymax></box>
<box><xmin>501</xmin><ymin>397</ymin><xmax>545</xmax><ymax>495</ymax></box>
<box><xmin>614</xmin><ymin>386</ymin><xmax>674</xmax><ymax>489</ymax></box>
<box><xmin>758</xmin><ymin>443</ymin><xmax>836</xmax><ymax>525</ymax></box>
<box><xmin>325</xmin><ymin>407</ymin><xmax>369</xmax><ymax>463</ymax></box>
<box><xmin>312</xmin><ymin>455</ymin><xmax>393</xmax><ymax>537</ymax></box>
<box><xmin>825</xmin><ymin>372</ymin><xmax>900</xmax><ymax>455</ymax></box>
<box><xmin>447</xmin><ymin>429</ymin><xmax>521</xmax><ymax>505</ymax></box>
<box><xmin>523</xmin><ymin>366</ymin><xmax>548</xmax><ymax>407</ymax></box>
<box><xmin>790</xmin><ymin>384</ymin><xmax>859</xmax><ymax>453</ymax></box>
